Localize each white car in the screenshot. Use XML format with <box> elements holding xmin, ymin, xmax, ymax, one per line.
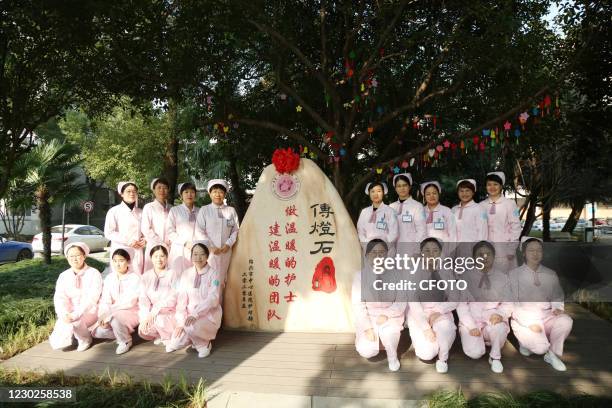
<box><xmin>32</xmin><ymin>224</ymin><xmax>110</xmax><ymax>254</ymax></box>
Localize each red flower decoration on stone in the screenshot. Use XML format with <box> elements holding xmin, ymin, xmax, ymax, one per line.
<box><xmin>272</xmin><ymin>148</ymin><xmax>301</xmax><ymax>174</ymax></box>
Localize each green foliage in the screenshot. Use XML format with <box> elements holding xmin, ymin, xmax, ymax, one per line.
<box><xmin>0</xmin><ymin>257</ymin><xmax>105</xmax><ymax>360</ymax></box>
<box><xmin>0</xmin><ymin>368</ymin><xmax>210</xmax><ymax>408</ymax></box>
<box><xmin>61</xmin><ymin>101</ymin><xmax>170</xmax><ymax>198</ymax></box>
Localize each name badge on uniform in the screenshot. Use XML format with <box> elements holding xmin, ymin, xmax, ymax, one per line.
<box><xmin>402</xmin><ymin>214</ymin><xmax>413</xmax><ymax>223</ymax></box>
<box><xmin>434</xmin><ymin>220</ymin><xmax>444</xmax><ymax>230</ymax></box>
<box><xmin>226</xmin><ymin>219</ymin><xmax>234</xmax><ymax>227</ymax></box>
<box><xmin>376</xmin><ymin>221</ymin><xmax>387</xmax><ymax>230</ymax></box>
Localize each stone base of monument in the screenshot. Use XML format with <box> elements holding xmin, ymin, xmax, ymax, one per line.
<box><xmin>223</xmin><ymin>157</ymin><xmax>361</xmax><ymax>332</ymax></box>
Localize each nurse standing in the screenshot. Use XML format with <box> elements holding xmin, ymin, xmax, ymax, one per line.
<box><xmin>389</xmin><ymin>173</ymin><xmax>426</xmax><ymax>257</ymax></box>
<box><xmin>104</xmin><ymin>182</ymin><xmax>146</xmax><ymax>274</ymax></box>
<box><xmin>452</xmin><ymin>179</ymin><xmax>488</xmax><ymax>258</ymax></box>
<box><xmin>195</xmin><ymin>179</ymin><xmax>239</xmax><ymax>284</ymax></box>
<box><xmin>479</xmin><ymin>172</ymin><xmax>521</xmax><ymax>273</ymax></box>
<box><xmin>421</xmin><ymin>181</ymin><xmax>457</xmax><ymax>246</ymax></box>
<box><xmin>49</xmin><ymin>243</ymin><xmax>102</xmax><ymax>352</ymax></box>
<box><xmin>356</xmin><ymin>182</ymin><xmax>399</xmax><ymax>252</ymax></box>
<box><xmin>141</xmin><ymin>178</ymin><xmax>172</xmax><ymax>272</ymax></box>
<box><xmin>166</xmin><ymin>182</ymin><xmax>200</xmax><ymax>280</ymax></box>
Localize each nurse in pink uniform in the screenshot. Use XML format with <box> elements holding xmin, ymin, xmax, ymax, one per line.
<box><xmin>166</xmin><ymin>182</ymin><xmax>200</xmax><ymax>280</ymax></box>
<box><xmin>138</xmin><ymin>244</ymin><xmax>180</xmax><ymax>352</ymax></box>
<box><xmin>509</xmin><ymin>237</ymin><xmax>572</xmax><ymax>371</ymax></box>
<box><xmin>389</xmin><ymin>173</ymin><xmax>426</xmax><ymax>257</ymax></box>
<box><xmin>421</xmin><ymin>181</ymin><xmax>457</xmax><ymax>243</ymax></box>
<box><xmin>49</xmin><ymin>242</ymin><xmax>102</xmax><ymax>352</ymax></box>
<box><xmin>479</xmin><ymin>171</ymin><xmax>521</xmax><ymax>273</ymax></box>
<box><xmin>457</xmin><ymin>241</ymin><xmax>512</xmax><ymax>373</ymax></box>
<box><xmin>104</xmin><ymin>182</ymin><xmax>146</xmax><ymax>274</ymax></box>
<box><xmin>168</xmin><ymin>243</ymin><xmax>222</xmax><ymax>358</ymax></box>
<box><xmin>141</xmin><ymin>177</ymin><xmax>172</xmax><ymax>272</ymax></box>
<box><xmin>452</xmin><ymin>179</ymin><xmax>488</xmax><ymax>258</ymax></box>
<box><xmin>195</xmin><ymin>179</ymin><xmax>239</xmax><ymax>284</ymax></box>
<box><xmin>406</xmin><ymin>238</ymin><xmax>458</xmax><ymax>374</ymax></box>
<box><xmin>352</xmin><ymin>239</ymin><xmax>406</xmax><ymax>371</ymax></box>
<box><xmin>356</xmin><ymin>182</ymin><xmax>399</xmax><ymax>253</ymax></box>
<box><xmin>92</xmin><ymin>248</ymin><xmax>141</xmax><ymax>355</ymax></box>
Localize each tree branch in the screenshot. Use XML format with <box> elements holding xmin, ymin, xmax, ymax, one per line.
<box><xmin>360</xmin><ymin>0</ymin><xmax>413</xmax><ymax>78</ymax></box>
<box><xmin>233</xmin><ymin>116</ymin><xmax>325</xmax><ymax>158</ymax></box>
<box><xmin>276</xmin><ymin>70</ymin><xmax>335</xmax><ymax>133</ymax></box>
<box><xmin>249</xmin><ymin>19</ymin><xmax>342</xmax><ymax>116</ymax></box>
<box><xmin>345</xmin><ymin>84</ymin><xmax>552</xmax><ymax>203</ymax></box>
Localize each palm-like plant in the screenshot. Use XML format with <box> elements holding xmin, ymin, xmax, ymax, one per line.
<box><xmin>18</xmin><ymin>139</ymin><xmax>87</xmax><ymax>264</ymax></box>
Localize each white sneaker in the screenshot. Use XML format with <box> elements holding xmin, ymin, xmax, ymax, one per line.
<box><xmin>519</xmin><ymin>345</ymin><xmax>532</xmax><ymax>356</ymax></box>
<box><xmin>489</xmin><ymin>357</ymin><xmax>504</xmax><ymax>373</ymax></box>
<box><xmin>435</xmin><ymin>359</ymin><xmax>448</xmax><ymax>373</ymax></box>
<box><xmin>153</xmin><ymin>338</ymin><xmax>163</xmax><ymax>346</ymax></box>
<box><xmin>388</xmin><ymin>358</ymin><xmax>400</xmax><ymax>372</ymax></box>
<box><xmin>115</xmin><ymin>342</ymin><xmax>132</xmax><ymax>355</ymax></box>
<box><xmin>544</xmin><ymin>351</ymin><xmax>566</xmax><ymax>371</ymax></box>
<box><xmin>76</xmin><ymin>340</ymin><xmax>92</xmax><ymax>352</ymax></box>
<box><xmin>165</xmin><ymin>344</ymin><xmax>176</xmax><ymax>353</ymax></box>
<box><xmin>197</xmin><ymin>343</ymin><xmax>212</xmax><ymax>358</ymax></box>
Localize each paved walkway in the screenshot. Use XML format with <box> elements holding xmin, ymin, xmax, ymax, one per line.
<box><xmin>2</xmin><ymin>304</ymin><xmax>611</xmax><ymax>405</ymax></box>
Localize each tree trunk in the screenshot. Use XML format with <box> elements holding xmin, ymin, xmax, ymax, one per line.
<box><xmin>520</xmin><ymin>193</ymin><xmax>538</xmax><ymax>237</ymax></box>
<box><xmin>163</xmin><ymin>99</ymin><xmax>180</xmax><ymax>201</ymax></box>
<box><xmin>36</xmin><ymin>187</ymin><xmax>52</xmax><ymax>264</ymax></box>
<box><xmin>562</xmin><ymin>197</ymin><xmax>585</xmax><ymax>233</ymax></box>
<box><xmin>228</xmin><ymin>159</ymin><xmax>248</xmax><ymax>222</ymax></box>
<box><xmin>542</xmin><ymin>198</ymin><xmax>552</xmax><ymax>242</ymax></box>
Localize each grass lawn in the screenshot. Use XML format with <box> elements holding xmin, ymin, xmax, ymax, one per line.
<box><xmin>0</xmin><ymin>368</ymin><xmax>206</xmax><ymax>408</ymax></box>
<box><xmin>0</xmin><ymin>257</ymin><xmax>105</xmax><ymax>360</ymax></box>
<box><xmin>0</xmin><ymin>368</ymin><xmax>610</xmax><ymax>408</ymax></box>
<box><xmin>428</xmin><ymin>389</ymin><xmax>612</xmax><ymax>407</ymax></box>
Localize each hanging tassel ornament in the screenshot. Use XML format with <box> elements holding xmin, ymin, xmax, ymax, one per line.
<box><xmin>514</xmin><ymin>128</ymin><xmax>521</xmax><ymax>145</ymax></box>
<box><xmin>519</xmin><ymin>112</ymin><xmax>529</xmax><ymax>130</ymax></box>
<box><xmin>544</xmin><ymin>95</ymin><xmax>552</xmax><ymax>115</ymax></box>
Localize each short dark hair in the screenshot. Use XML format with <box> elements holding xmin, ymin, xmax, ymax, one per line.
<box><xmin>486</xmin><ymin>174</ymin><xmax>504</xmax><ymax>186</ymax></box>
<box><xmin>394</xmin><ymin>175</ymin><xmax>411</xmax><ymax>186</ymax></box>
<box><xmin>112</xmin><ymin>248</ymin><xmax>131</xmax><ymax>262</ymax></box>
<box><xmin>521</xmin><ymin>237</ymin><xmax>543</xmax><ymax>254</ymax></box>
<box><xmin>368</xmin><ymin>182</ymin><xmax>386</xmax><ymax>193</ymax></box>
<box><xmin>209</xmin><ymin>184</ymin><xmax>227</xmax><ymax>193</ymax></box>
<box><xmin>153</xmin><ymin>177</ymin><xmax>170</xmax><ymax>189</ymax></box>
<box><xmin>472</xmin><ymin>241</ymin><xmax>495</xmax><ymax>257</ymax></box>
<box><xmin>457</xmin><ymin>180</ymin><xmax>475</xmax><ymax>193</ymax></box>
<box><xmin>120</xmin><ymin>182</ymin><xmax>138</xmax><ymax>193</ymax></box>
<box><xmin>365</xmin><ymin>239</ymin><xmax>388</xmax><ymax>255</ymax></box>
<box><xmin>180</xmin><ymin>182</ymin><xmax>197</xmax><ymax>194</ymax></box>
<box><xmin>420</xmin><ymin>237</ymin><xmax>443</xmax><ymax>251</ymax></box>
<box><xmin>191</xmin><ymin>243</ymin><xmax>210</xmax><ymax>257</ymax></box>
<box><xmin>150</xmin><ymin>244</ymin><xmax>169</xmax><ymax>257</ymax></box>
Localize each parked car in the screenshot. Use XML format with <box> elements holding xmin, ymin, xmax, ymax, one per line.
<box><xmin>0</xmin><ymin>237</ymin><xmax>34</xmax><ymax>264</ymax></box>
<box><xmin>531</xmin><ymin>220</ymin><xmax>543</xmax><ymax>231</ymax></box>
<box><xmin>31</xmin><ymin>224</ymin><xmax>110</xmax><ymax>254</ymax></box>
<box><xmin>550</xmin><ymin>222</ymin><xmax>565</xmax><ymax>232</ymax></box>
